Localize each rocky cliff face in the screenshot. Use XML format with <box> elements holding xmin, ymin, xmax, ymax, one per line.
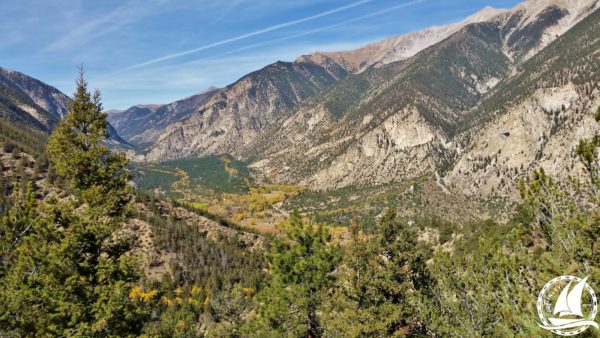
<box><xmin>446</xmin><ymin>83</ymin><xmax>600</xmax><ymax>199</ymax></box>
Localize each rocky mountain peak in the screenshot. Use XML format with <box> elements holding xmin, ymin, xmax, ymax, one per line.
<box><xmin>297</xmin><ymin>4</ymin><xmax>510</xmax><ymax>74</ymax></box>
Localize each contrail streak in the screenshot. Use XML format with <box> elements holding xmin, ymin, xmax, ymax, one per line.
<box><xmin>122</xmin><ymin>0</ymin><xmax>373</xmax><ymax>72</ymax></box>
<box><xmin>211</xmin><ymin>0</ymin><xmax>428</xmax><ymax>60</ymax></box>
<box><xmin>94</xmin><ymin>0</ymin><xmax>428</xmax><ymax>84</ymax></box>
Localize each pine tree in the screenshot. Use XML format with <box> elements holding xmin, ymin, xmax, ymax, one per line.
<box><xmin>47</xmin><ymin>69</ymin><xmax>130</xmax><ymax>216</ymax></box>
<box><xmin>0</xmin><ymin>71</ymin><xmax>146</xmax><ymax>336</ymax></box>
<box><xmin>246</xmin><ymin>210</ymin><xmax>340</xmax><ymax>337</ymax></box>
<box><xmin>0</xmin><ymin>182</ymin><xmax>38</xmax><ymax>277</ymax></box>
<box><xmin>324</xmin><ymin>209</ymin><xmax>433</xmax><ymax>337</ymax></box>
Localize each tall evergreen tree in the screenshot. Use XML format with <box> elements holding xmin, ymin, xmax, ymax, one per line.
<box><xmin>324</xmin><ymin>209</ymin><xmax>433</xmax><ymax>337</ymax></box>
<box><xmin>246</xmin><ymin>210</ymin><xmax>340</xmax><ymax>337</ymax></box>
<box><xmin>0</xmin><ymin>71</ymin><xmax>146</xmax><ymax>336</ymax></box>
<box><xmin>47</xmin><ymin>69</ymin><xmax>130</xmax><ymax>216</ymax></box>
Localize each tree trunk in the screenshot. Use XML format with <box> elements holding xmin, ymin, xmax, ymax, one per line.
<box><xmin>307</xmin><ymin>297</ymin><xmax>319</xmax><ymax>338</ymax></box>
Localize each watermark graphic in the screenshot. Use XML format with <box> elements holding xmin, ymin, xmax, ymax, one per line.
<box><xmin>537</xmin><ymin>276</ymin><xmax>598</xmax><ymax>336</ymax></box>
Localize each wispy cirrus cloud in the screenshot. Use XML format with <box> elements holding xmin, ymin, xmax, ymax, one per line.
<box><xmin>41</xmin><ymin>0</ymin><xmax>162</xmax><ymax>53</ymax></box>
<box><xmin>117</xmin><ymin>0</ymin><xmax>374</xmax><ymax>72</ymax></box>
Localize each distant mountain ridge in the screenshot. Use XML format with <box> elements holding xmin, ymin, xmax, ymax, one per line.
<box><xmin>108</xmin><ymin>89</ymin><xmax>218</xmax><ymax>147</ymax></box>
<box><xmin>0</xmin><ymin>67</ymin><xmax>131</xmax><ymax>147</ymax></box>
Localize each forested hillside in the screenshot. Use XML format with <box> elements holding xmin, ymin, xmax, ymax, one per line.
<box><xmin>1</xmin><ymin>0</ymin><xmax>600</xmax><ymax>336</ymax></box>
<box><xmin>0</xmin><ymin>69</ymin><xmax>599</xmax><ymax>336</ymax></box>
<box><xmin>0</xmin><ymin>74</ymin><xmax>270</xmax><ymax>336</ymax></box>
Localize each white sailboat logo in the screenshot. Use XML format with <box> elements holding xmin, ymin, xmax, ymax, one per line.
<box><xmin>539</xmin><ymin>276</ymin><xmax>599</xmax><ymax>332</ymax></box>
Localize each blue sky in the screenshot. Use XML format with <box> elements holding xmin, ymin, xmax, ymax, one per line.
<box><xmin>1</xmin><ymin>0</ymin><xmax>521</xmax><ymax>109</ymax></box>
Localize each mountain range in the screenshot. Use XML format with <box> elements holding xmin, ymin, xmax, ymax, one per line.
<box><xmin>0</xmin><ymin>0</ymin><xmax>598</xmax><ymax>214</ymax></box>
<box><xmin>104</xmin><ymin>0</ymin><xmax>600</xmax><ymax>205</ymax></box>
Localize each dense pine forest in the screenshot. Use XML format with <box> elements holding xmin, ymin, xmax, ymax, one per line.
<box><xmin>0</xmin><ymin>69</ymin><xmax>599</xmax><ymax>337</ymax></box>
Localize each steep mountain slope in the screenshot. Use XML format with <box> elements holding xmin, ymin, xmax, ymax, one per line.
<box><xmin>503</xmin><ymin>0</ymin><xmax>599</xmax><ymax>61</ymax></box>
<box><xmin>0</xmin><ymin>67</ymin><xmax>70</xmax><ymax>119</ymax></box>
<box><xmin>0</xmin><ymin>67</ymin><xmax>131</xmax><ymax>147</ymax></box>
<box><xmin>142</xmin><ymin>60</ymin><xmax>348</xmax><ymax>161</ymax></box>
<box><xmin>243</xmin><ymin>0</ymin><xmax>599</xmax><ymax>191</ymax></box>
<box><xmin>245</xmin><ymin>21</ymin><xmax>511</xmax><ymax>189</ymax></box>
<box><xmin>0</xmin><ymin>67</ymin><xmax>72</xmax><ymax>132</ymax></box>
<box><xmin>0</xmin><ymin>83</ymin><xmax>57</xmax><ymax>132</ymax></box>
<box><xmin>444</xmin><ymin>7</ymin><xmax>600</xmax><ymax>199</ymax></box>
